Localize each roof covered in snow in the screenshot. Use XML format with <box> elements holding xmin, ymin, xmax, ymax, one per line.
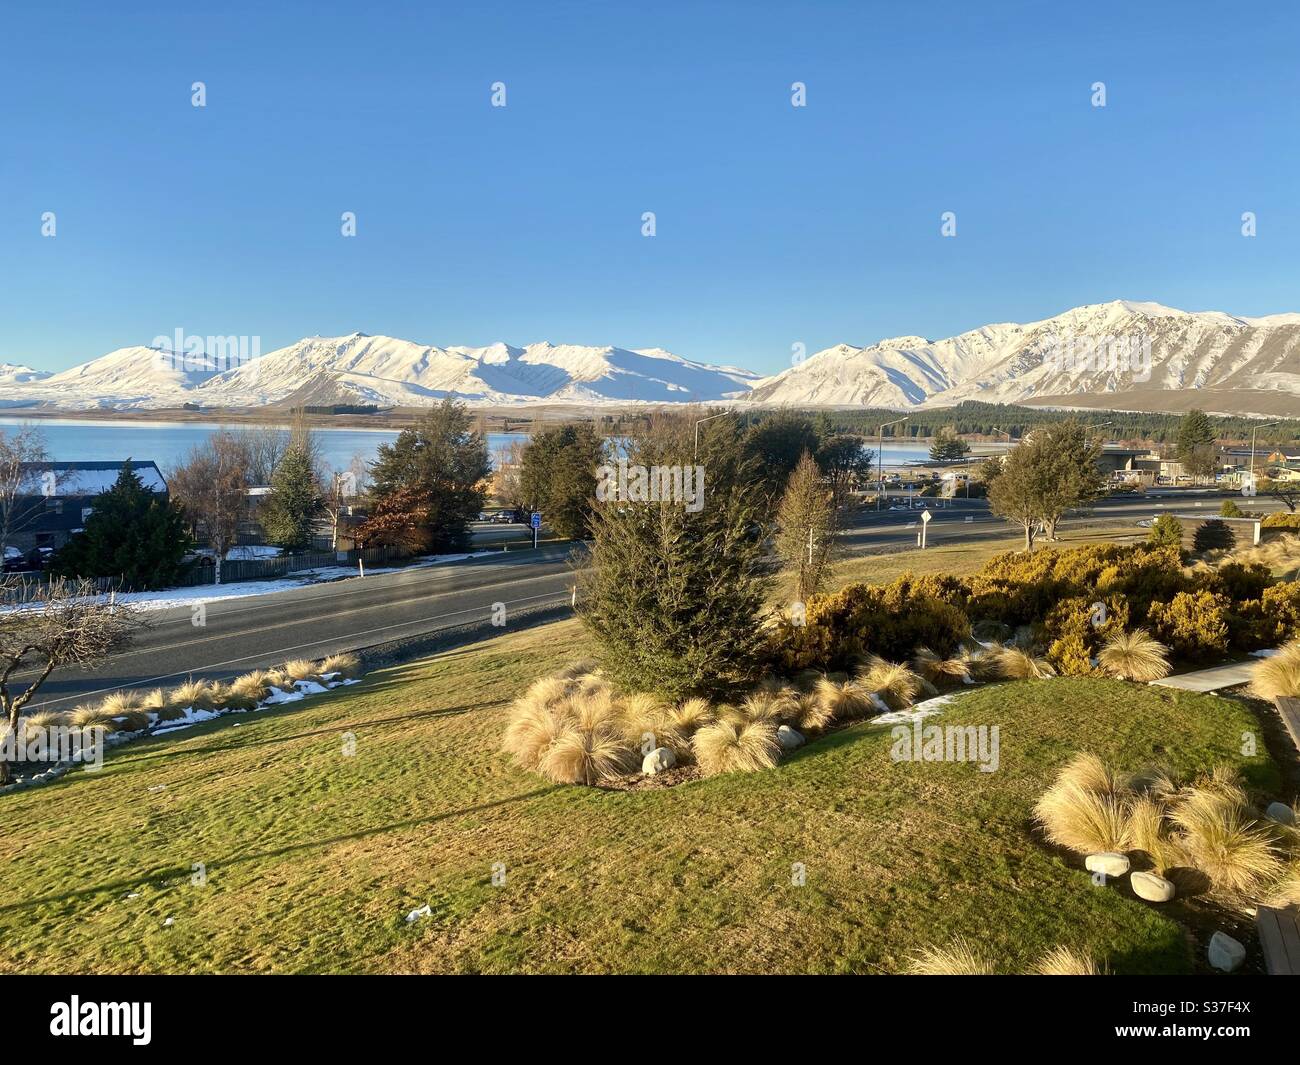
<box><xmin>17</xmin><ymin>460</ymin><xmax>167</xmax><ymax>497</ymax></box>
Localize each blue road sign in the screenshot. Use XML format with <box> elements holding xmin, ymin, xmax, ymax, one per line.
<box><xmin>530</xmin><ymin>511</ymin><xmax>542</xmax><ymax>529</ymax></box>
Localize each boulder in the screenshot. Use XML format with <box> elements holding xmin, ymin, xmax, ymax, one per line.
<box><xmin>1130</xmin><ymin>871</ymin><xmax>1175</xmax><ymax>902</ymax></box>
<box><xmin>642</xmin><ymin>747</ymin><xmax>676</xmax><ymax>776</ymax></box>
<box><xmin>776</xmin><ymin>725</ymin><xmax>805</xmax><ymax>751</ymax></box>
<box><xmin>1265</xmin><ymin>801</ymin><xmax>1296</xmax><ymax>826</ymax></box>
<box><xmin>1208</xmin><ymin>931</ymin><xmax>1246</xmax><ymax>973</ymax></box>
<box><xmin>1085</xmin><ymin>852</ymin><xmax>1131</xmax><ymax>877</ymax></box>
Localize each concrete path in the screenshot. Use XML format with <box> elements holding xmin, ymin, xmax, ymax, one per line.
<box><xmin>1152</xmin><ymin>660</ymin><xmax>1258</xmax><ymax>693</ymax></box>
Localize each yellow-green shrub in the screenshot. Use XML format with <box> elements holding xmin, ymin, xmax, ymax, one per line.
<box><xmin>1147</xmin><ymin>590</ymin><xmax>1231</xmax><ymax>662</ymax></box>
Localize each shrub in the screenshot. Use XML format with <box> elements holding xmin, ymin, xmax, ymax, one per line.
<box><xmin>1097</xmin><ymin>630</ymin><xmax>1171</xmax><ymax>682</ymax></box>
<box><xmin>1248</xmin><ymin>641</ymin><xmax>1300</xmax><ymax>700</ymax></box>
<box><xmin>906</xmin><ymin>939</ymin><xmax>994</xmax><ymax>976</ymax></box>
<box><xmin>1194</xmin><ymin>519</ymin><xmax>1236</xmax><ymax>552</ymax></box>
<box><xmin>1042</xmin><ymin>596</ymin><xmax>1128</xmax><ymax>676</ymax></box>
<box><xmin>1147</xmin><ymin>514</ymin><xmax>1184</xmax><ymax>549</ymax></box>
<box><xmin>1147</xmin><ymin>590</ymin><xmax>1231</xmax><ymax>661</ymax></box>
<box><xmin>1220</xmin><ymin>499</ymin><xmax>1244</xmax><ymax>518</ymax></box>
<box><xmin>1035</xmin><ymin>946</ymin><xmax>1104</xmax><ymax>976</ymax></box>
<box><xmin>1262</xmin><ymin>512</ymin><xmax>1300</xmax><ymax>530</ymax></box>
<box><xmin>691</xmin><ymin>719</ymin><xmax>781</xmax><ymax>777</ymax></box>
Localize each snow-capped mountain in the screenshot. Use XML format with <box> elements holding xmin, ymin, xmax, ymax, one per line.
<box><xmin>2</xmin><ymin>302</ymin><xmax>1297</xmax><ymax>415</ymax></box>
<box><xmin>0</xmin><ymin>335</ymin><xmax>758</xmax><ymax>410</ymax></box>
<box><xmin>746</xmin><ymin>301</ymin><xmax>1300</xmax><ymax>415</ymax></box>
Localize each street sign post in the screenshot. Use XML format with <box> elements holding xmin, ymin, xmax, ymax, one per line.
<box><xmin>530</xmin><ymin>511</ymin><xmax>541</xmax><ymax>548</ymax></box>
<box><xmin>920</xmin><ymin>507</ymin><xmax>931</xmax><ymax>549</ymax></box>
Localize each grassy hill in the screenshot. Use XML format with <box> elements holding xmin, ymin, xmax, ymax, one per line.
<box><xmin>0</xmin><ymin>619</ymin><xmax>1278</xmax><ymax>974</ymax></box>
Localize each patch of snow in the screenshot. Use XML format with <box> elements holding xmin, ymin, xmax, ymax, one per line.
<box><xmin>872</xmin><ymin>692</ymin><xmax>965</xmax><ymax>726</ymax></box>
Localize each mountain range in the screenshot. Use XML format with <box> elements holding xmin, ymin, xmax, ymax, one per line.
<box><xmin>2</xmin><ymin>301</ymin><xmax>1297</xmax><ymax>417</ymax></box>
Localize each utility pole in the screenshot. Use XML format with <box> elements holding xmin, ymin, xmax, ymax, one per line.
<box><xmin>877</xmin><ymin>416</ymin><xmax>908</xmax><ymax>510</ymax></box>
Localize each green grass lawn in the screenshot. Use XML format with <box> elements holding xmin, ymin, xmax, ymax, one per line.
<box><xmin>0</xmin><ymin>619</ymin><xmax>1279</xmax><ymax>974</ymax></box>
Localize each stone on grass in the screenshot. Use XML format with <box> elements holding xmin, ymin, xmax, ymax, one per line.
<box><xmin>1085</xmin><ymin>852</ymin><xmax>1130</xmax><ymax>877</ymax></box>
<box><xmin>1208</xmin><ymin>931</ymin><xmax>1246</xmax><ymax>973</ymax></box>
<box><xmin>642</xmin><ymin>747</ymin><xmax>676</xmax><ymax>776</ymax></box>
<box><xmin>1130</xmin><ymin>871</ymin><xmax>1174</xmax><ymax>903</ymax></box>
<box><xmin>776</xmin><ymin>725</ymin><xmax>805</xmax><ymax>751</ymax></box>
<box><xmin>1265</xmin><ymin>801</ymin><xmax>1295</xmax><ymax>826</ymax></box>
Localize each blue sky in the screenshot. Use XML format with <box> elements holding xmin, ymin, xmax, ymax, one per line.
<box><xmin>3</xmin><ymin>0</ymin><xmax>1298</xmax><ymax>376</ymax></box>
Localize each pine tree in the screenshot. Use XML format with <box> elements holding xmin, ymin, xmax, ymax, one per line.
<box><xmin>51</xmin><ymin>461</ymin><xmax>191</xmax><ymax>590</ymax></box>
<box><xmin>929</xmin><ymin>427</ymin><xmax>971</xmax><ymax>461</ymax></box>
<box><xmin>262</xmin><ymin>444</ymin><xmax>320</xmax><ymax>550</ymax></box>
<box><xmin>576</xmin><ymin>413</ymin><xmax>772</xmax><ymax>698</ymax></box>
<box><xmin>518</xmin><ymin>423</ymin><xmax>606</xmax><ymax>539</ymax></box>
<box><xmin>1176</xmin><ymin>409</ymin><xmax>1217</xmax><ymax>478</ymax></box>
<box><xmin>369</xmin><ymin>399</ymin><xmax>490</xmax><ymax>552</ymax></box>
<box><xmin>775</xmin><ymin>451</ymin><xmax>835</xmax><ymax>602</ymax></box>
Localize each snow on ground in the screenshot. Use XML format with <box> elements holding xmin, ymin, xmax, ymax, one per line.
<box><xmin>871</xmin><ymin>691</ymin><xmax>964</xmax><ymax>726</ymax></box>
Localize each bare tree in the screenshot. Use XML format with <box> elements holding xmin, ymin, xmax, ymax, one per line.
<box><xmin>0</xmin><ymin>576</ymin><xmax>146</xmax><ymax>784</ymax></box>
<box><xmin>169</xmin><ymin>431</ymin><xmax>250</xmax><ymax>584</ymax></box>
<box><xmin>231</xmin><ymin>422</ymin><xmax>289</xmax><ymax>485</ymax></box>
<box><xmin>0</xmin><ymin>425</ymin><xmax>58</xmax><ymax>564</ymax></box>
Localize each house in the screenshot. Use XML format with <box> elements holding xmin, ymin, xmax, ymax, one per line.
<box><xmin>8</xmin><ymin>460</ymin><xmax>167</xmax><ymax>554</ymax></box>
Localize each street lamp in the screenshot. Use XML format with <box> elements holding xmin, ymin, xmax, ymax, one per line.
<box><xmin>876</xmin><ymin>416</ymin><xmax>908</xmax><ymax>510</ymax></box>
<box><xmin>1250</xmin><ymin>421</ymin><xmax>1279</xmax><ymax>489</ymax></box>
<box><xmin>693</xmin><ymin>410</ymin><xmax>734</xmax><ymax>461</ymax></box>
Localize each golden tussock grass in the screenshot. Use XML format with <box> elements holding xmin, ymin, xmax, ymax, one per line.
<box><xmin>1098</xmin><ymin>629</ymin><xmax>1171</xmax><ymax>682</ymax></box>
<box><xmin>906</xmin><ymin>939</ymin><xmax>994</xmax><ymax>976</ymax></box>
<box><xmin>855</xmin><ymin>661</ymin><xmax>921</xmax><ymax>712</ymax></box>
<box><xmin>1249</xmin><ymin>641</ymin><xmax>1300</xmax><ymax>701</ymax></box>
<box><xmin>1035</xmin><ymin>945</ymin><xmax>1104</xmax><ymax>975</ymax></box>
<box><xmin>319</xmin><ymin>652</ymin><xmax>362</xmax><ymax>679</ymax></box>
<box><xmin>691</xmin><ymin>719</ymin><xmax>780</xmax><ymax>777</ymax></box>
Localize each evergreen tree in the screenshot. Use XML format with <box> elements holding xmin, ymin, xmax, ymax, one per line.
<box><xmin>518</xmin><ymin>423</ymin><xmax>606</xmax><ymax>539</ymax></box>
<box><xmin>576</xmin><ymin>413</ymin><xmax>772</xmax><ymax>698</ymax></box>
<box><xmin>775</xmin><ymin>451</ymin><xmax>835</xmax><ymax>602</ymax></box>
<box><xmin>369</xmin><ymin>399</ymin><xmax>491</xmax><ymax>552</ymax></box>
<box><xmin>51</xmin><ymin>461</ymin><xmax>191</xmax><ymax>590</ymax></box>
<box><xmin>1148</xmin><ymin>514</ymin><xmax>1184</xmax><ymax>549</ymax></box>
<box><xmin>1176</xmin><ymin>409</ymin><xmax>1217</xmax><ymax>478</ymax></box>
<box><xmin>262</xmin><ymin>444</ymin><xmax>320</xmax><ymax>550</ymax></box>
<box><xmin>929</xmin><ymin>427</ymin><xmax>971</xmax><ymax>461</ymax></box>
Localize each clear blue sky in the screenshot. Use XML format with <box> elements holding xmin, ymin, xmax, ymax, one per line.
<box><xmin>3</xmin><ymin>0</ymin><xmax>1298</xmax><ymax>376</ymax></box>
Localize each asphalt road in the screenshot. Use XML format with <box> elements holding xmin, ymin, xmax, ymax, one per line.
<box><xmin>22</xmin><ymin>544</ymin><xmax>577</xmax><ymax>713</ymax></box>
<box><xmin>20</xmin><ymin>490</ymin><xmax>1284</xmax><ymax>710</ymax></box>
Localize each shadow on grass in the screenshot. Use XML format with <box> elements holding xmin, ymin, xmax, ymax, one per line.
<box><xmin>0</xmin><ymin>785</ymin><xmax>559</xmax><ymax>915</ymax></box>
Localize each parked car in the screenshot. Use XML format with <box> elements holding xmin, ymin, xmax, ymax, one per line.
<box><xmin>490</xmin><ymin>510</ymin><xmax>520</xmax><ymax>524</ymax></box>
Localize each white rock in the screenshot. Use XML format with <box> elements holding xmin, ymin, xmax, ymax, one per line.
<box><xmin>1130</xmin><ymin>871</ymin><xmax>1175</xmax><ymax>902</ymax></box>
<box><xmin>1208</xmin><ymin>931</ymin><xmax>1246</xmax><ymax>973</ymax></box>
<box><xmin>1085</xmin><ymin>852</ymin><xmax>1131</xmax><ymax>877</ymax></box>
<box><xmin>642</xmin><ymin>747</ymin><xmax>676</xmax><ymax>775</ymax></box>
<box><xmin>776</xmin><ymin>725</ymin><xmax>805</xmax><ymax>751</ymax></box>
<box><xmin>405</xmin><ymin>904</ymin><xmax>432</xmax><ymax>923</ymax></box>
<box><xmin>1265</xmin><ymin>801</ymin><xmax>1295</xmax><ymax>826</ymax></box>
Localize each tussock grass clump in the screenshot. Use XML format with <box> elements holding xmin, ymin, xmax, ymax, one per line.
<box><xmin>1035</xmin><ymin>780</ymin><xmax>1129</xmax><ymax>854</ymax></box>
<box><xmin>790</xmin><ymin>690</ymin><xmax>834</xmax><ymax>732</ymax></box>
<box><xmin>1168</xmin><ymin>786</ymin><xmax>1283</xmax><ymax>900</ymax></box>
<box><xmin>20</xmin><ymin>710</ymin><xmax>69</xmax><ymax>735</ymax></box>
<box><xmin>70</xmin><ymin>704</ymin><xmax>118</xmax><ymax>729</ymax></box>
<box><xmin>538</xmin><ymin>722</ymin><xmax>634</xmax><ymax>785</ymax></box>
<box><xmin>210</xmin><ymin>683</ymin><xmax>258</xmax><ymax>711</ymax></box>
<box><xmin>556</xmin><ymin>658</ymin><xmax>600</xmax><ymax>679</ymax></box>
<box><xmin>280</xmin><ymin>659</ymin><xmax>320</xmax><ymax>684</ymax></box>
<box><xmin>855</xmin><ymin>661</ymin><xmax>921</xmax><ymax>712</ymax></box>
<box><xmin>169</xmin><ymin>679</ymin><xmax>216</xmax><ymax>711</ymax></box>
<box><xmin>502</xmin><ymin>697</ymin><xmax>572</xmax><ymax>770</ymax></box>
<box><xmin>1035</xmin><ymin>946</ymin><xmax>1104</xmax><ymax>975</ymax></box>
<box><xmin>691</xmin><ymin>719</ymin><xmax>780</xmax><ymax>777</ymax></box>
<box><xmin>1249</xmin><ymin>641</ymin><xmax>1300</xmax><ymax>701</ymax></box>
<box><xmin>319</xmin><ymin>652</ymin><xmax>361</xmax><ymax>679</ymax></box>
<box><xmin>1264</xmin><ymin>864</ymin><xmax>1300</xmax><ymax>908</ymax></box>
<box><xmin>99</xmin><ymin>691</ymin><xmax>142</xmax><ymax>715</ymax></box>
<box><xmin>814</xmin><ymin>676</ymin><xmax>876</xmax><ymax>721</ymax></box>
<box><xmin>740</xmin><ymin>691</ymin><xmax>792</xmax><ymax>723</ymax></box>
<box><xmin>1098</xmin><ymin>629</ymin><xmax>1171</xmax><ymax>682</ymax></box>
<box><xmin>912</xmin><ymin>647</ymin><xmax>972</xmax><ymax>686</ymax></box>
<box><xmin>906</xmin><ymin>939</ymin><xmax>994</xmax><ymax>976</ymax></box>
<box><xmin>995</xmin><ymin>647</ymin><xmax>1056</xmax><ymax>680</ymax></box>
<box><xmin>667</xmin><ymin>697</ymin><xmax>713</xmax><ymax>735</ymax></box>
<box><xmin>1124</xmin><ymin>794</ymin><xmax>1181</xmax><ymax>874</ymax></box>
<box><xmin>107</xmin><ymin>709</ymin><xmax>151</xmax><ymax>733</ymax></box>
<box><xmin>230</xmin><ymin>671</ymin><xmax>272</xmax><ymax>702</ymax></box>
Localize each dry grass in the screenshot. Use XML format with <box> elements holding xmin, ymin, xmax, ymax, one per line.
<box><xmin>855</xmin><ymin>661</ymin><xmax>921</xmax><ymax>712</ymax></box>
<box><xmin>319</xmin><ymin>652</ymin><xmax>362</xmax><ymax>679</ymax></box>
<box><xmin>555</xmin><ymin>658</ymin><xmax>600</xmax><ymax>679</ymax></box>
<box><xmin>790</xmin><ymin>690</ymin><xmax>835</xmax><ymax>732</ymax></box>
<box><xmin>229</xmin><ymin>671</ymin><xmax>271</xmax><ymax>703</ymax></box>
<box><xmin>538</xmin><ymin>722</ymin><xmax>634</xmax><ymax>785</ymax></box>
<box><xmin>19</xmin><ymin>710</ymin><xmax>69</xmax><ymax>735</ymax></box>
<box><xmin>740</xmin><ymin>691</ymin><xmax>792</xmax><ymax>723</ymax></box>
<box><xmin>106</xmin><ymin>709</ymin><xmax>151</xmax><ymax>733</ymax></box>
<box><xmin>98</xmin><ymin>691</ymin><xmax>142</xmax><ymax>716</ymax></box>
<box><xmin>906</xmin><ymin>939</ymin><xmax>995</xmax><ymax>976</ymax></box>
<box><xmin>1263</xmin><ymin>864</ymin><xmax>1300</xmax><ymax>907</ymax></box>
<box><xmin>1057</xmin><ymin>752</ymin><xmax>1123</xmax><ymax>796</ymax></box>
<box><xmin>1035</xmin><ymin>945</ymin><xmax>1104</xmax><ymax>975</ymax></box>
<box><xmin>1167</xmin><ymin>787</ymin><xmax>1283</xmax><ymax>900</ymax></box>
<box><xmin>912</xmin><ymin>647</ymin><xmax>972</xmax><ymax>686</ymax></box>
<box><xmin>210</xmin><ymin>683</ymin><xmax>258</xmax><ymax>712</ymax></box>
<box><xmin>69</xmin><ymin>705</ymin><xmax>118</xmax><ymax>730</ymax></box>
<box><xmin>502</xmin><ymin>697</ymin><xmax>571</xmax><ymax>770</ymax></box>
<box><xmin>812</xmin><ymin>676</ymin><xmax>875</xmax><ymax>721</ymax></box>
<box><xmin>280</xmin><ymin>659</ymin><xmax>320</xmax><ymax>684</ymax></box>
<box><xmin>1124</xmin><ymin>795</ymin><xmax>1181</xmax><ymax>875</ymax></box>
<box><xmin>666</xmin><ymin>697</ymin><xmax>713</xmax><ymax>735</ymax></box>
<box><xmin>1249</xmin><ymin>641</ymin><xmax>1300</xmax><ymax>701</ymax></box>
<box><xmin>1098</xmin><ymin>630</ymin><xmax>1171</xmax><ymax>682</ymax></box>
<box><xmin>691</xmin><ymin>719</ymin><xmax>780</xmax><ymax>777</ymax></box>
<box><xmin>169</xmin><ymin>679</ymin><xmax>216</xmax><ymax>711</ymax></box>
<box><xmin>995</xmin><ymin>647</ymin><xmax>1057</xmax><ymax>680</ymax></box>
<box><xmin>1035</xmin><ymin>780</ymin><xmax>1130</xmax><ymax>854</ymax></box>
